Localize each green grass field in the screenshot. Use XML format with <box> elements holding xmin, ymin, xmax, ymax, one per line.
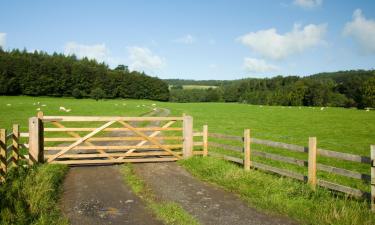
<box><xmin>1</xmin><ymin>96</ymin><xmax>374</xmax><ymax>224</ymax></box>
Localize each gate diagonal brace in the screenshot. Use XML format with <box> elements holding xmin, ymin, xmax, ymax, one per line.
<box><xmin>115</xmin><ymin>120</ymin><xmax>176</xmax><ymax>160</ymax></box>
<box><xmin>51</xmin><ymin>121</ymin><xmax>115</xmax><ymax>160</ymax></box>
<box><xmin>117</xmin><ymin>121</ymin><xmax>182</xmax><ymax>160</ymax></box>
<box><xmin>48</xmin><ymin>121</ymin><xmax>116</xmax><ymax>162</ymax></box>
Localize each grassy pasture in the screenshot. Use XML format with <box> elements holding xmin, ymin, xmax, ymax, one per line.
<box><xmin>1</xmin><ymin>96</ymin><xmax>375</xmax><ymax>224</ymax></box>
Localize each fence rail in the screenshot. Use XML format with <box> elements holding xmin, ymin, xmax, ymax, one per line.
<box><xmin>0</xmin><ymin>125</ymin><xmax>29</xmax><ymax>181</ymax></box>
<box><xmin>208</xmin><ymin>130</ymin><xmax>374</xmax><ymax>211</ymax></box>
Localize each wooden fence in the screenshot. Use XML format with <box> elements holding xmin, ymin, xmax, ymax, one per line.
<box><xmin>0</xmin><ymin>125</ymin><xmax>29</xmax><ymax>181</ymax></box>
<box><xmin>207</xmin><ymin>129</ymin><xmax>375</xmax><ymax>211</ymax></box>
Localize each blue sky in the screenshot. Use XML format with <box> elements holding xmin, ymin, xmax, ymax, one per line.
<box><xmin>0</xmin><ymin>0</ymin><xmax>375</xmax><ymax>80</ymax></box>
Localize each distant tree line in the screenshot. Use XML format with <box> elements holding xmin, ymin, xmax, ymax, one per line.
<box><xmin>168</xmin><ymin>71</ymin><xmax>375</xmax><ymax>108</ymax></box>
<box><xmin>0</xmin><ymin>48</ymin><xmax>169</xmax><ymax>101</ymax></box>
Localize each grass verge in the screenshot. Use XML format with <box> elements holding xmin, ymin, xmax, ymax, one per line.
<box><xmin>120</xmin><ymin>164</ymin><xmax>200</xmax><ymax>225</ymax></box>
<box><xmin>179</xmin><ymin>156</ymin><xmax>375</xmax><ymax>225</ymax></box>
<box><xmin>0</xmin><ymin>164</ymin><xmax>69</xmax><ymax>225</ymax></box>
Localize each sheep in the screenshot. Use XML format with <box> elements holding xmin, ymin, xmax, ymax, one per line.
<box><xmin>59</xmin><ymin>106</ymin><xmax>66</xmax><ymax>111</ymax></box>
<box><xmin>41</xmin><ymin>104</ymin><xmax>46</xmax><ymax>107</ymax></box>
<box><xmin>6</xmin><ymin>103</ymin><xmax>11</xmax><ymax>106</ymax></box>
<box><xmin>320</xmin><ymin>107</ymin><xmax>324</xmax><ymax>111</ymax></box>
<box><xmin>36</xmin><ymin>108</ymin><xmax>41</xmax><ymax>111</ymax></box>
<box><xmin>65</xmin><ymin>109</ymin><xmax>71</xmax><ymax>112</ymax></box>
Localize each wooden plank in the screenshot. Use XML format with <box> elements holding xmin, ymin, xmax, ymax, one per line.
<box><xmin>193</xmin><ymin>151</ymin><xmax>204</xmax><ymax>155</ymax></box>
<box><xmin>20</xmin><ymin>132</ymin><xmax>29</xmax><ymax>138</ymax></box>
<box><xmin>208</xmin><ymin>133</ymin><xmax>243</xmax><ymax>141</ymax></box>
<box><xmin>44</xmin><ymin>127</ymin><xmax>182</xmax><ymax>132</ymax></box>
<box><xmin>203</xmin><ymin>125</ymin><xmax>208</xmax><ymax>157</ymax></box>
<box><xmin>244</xmin><ymin>129</ymin><xmax>251</xmax><ymax>171</ymax></box>
<box><xmin>318</xmin><ymin>148</ymin><xmax>371</xmax><ymax>164</ymax></box>
<box><xmin>371</xmin><ymin>145</ymin><xmax>375</xmax><ymax>212</ymax></box>
<box><xmin>116</xmin><ymin>120</ymin><xmax>176</xmax><ymax>160</ymax></box>
<box><xmin>308</xmin><ymin>137</ymin><xmax>317</xmax><ymax>189</ymax></box>
<box><xmin>251</xmin><ymin>138</ymin><xmax>307</xmax><ymax>153</ymax></box>
<box><xmin>183</xmin><ymin>115</ymin><xmax>193</xmax><ymax>159</ymax></box>
<box><xmin>118</xmin><ymin>121</ymin><xmax>182</xmax><ymax>159</ymax></box>
<box><xmin>45</xmin><ymin>144</ymin><xmax>183</xmax><ymax>151</ymax></box>
<box><xmin>193</xmin><ymin>142</ymin><xmax>203</xmax><ymax>146</ymax></box>
<box><xmin>193</xmin><ymin>132</ymin><xmax>203</xmax><ymax>136</ymax></box>
<box><xmin>42</xmin><ymin>116</ymin><xmax>183</xmax><ymax>122</ymax></box>
<box><xmin>208</xmin><ymin>152</ymin><xmax>244</xmax><ymax>164</ymax></box>
<box><xmin>47</xmin><ymin>121</ymin><xmax>116</xmax><ymax>162</ymax></box>
<box><xmin>0</xmin><ymin>129</ymin><xmax>7</xmax><ymax>181</ymax></box>
<box><xmin>317</xmin><ymin>163</ymin><xmax>370</xmax><ymax>181</ymax></box>
<box><xmin>51</xmin><ymin>157</ymin><xmax>178</xmax><ymax>164</ymax></box>
<box><xmin>51</xmin><ymin>121</ymin><xmax>115</xmax><ymax>160</ymax></box>
<box><xmin>44</xmin><ymin>136</ymin><xmax>183</xmax><ymax>142</ymax></box>
<box><xmin>12</xmin><ymin>124</ymin><xmax>20</xmax><ymax>165</ymax></box>
<box><xmin>252</xmin><ymin>150</ymin><xmax>307</xmax><ymax>167</ymax></box>
<box><xmin>46</xmin><ymin>151</ymin><xmax>182</xmax><ymax>159</ymax></box>
<box><xmin>318</xmin><ymin>179</ymin><xmax>369</xmax><ymax>198</ymax></box>
<box><xmin>208</xmin><ymin>141</ymin><xmax>243</xmax><ymax>152</ymax></box>
<box><xmin>252</xmin><ymin>161</ymin><xmax>306</xmax><ymax>181</ymax></box>
<box><xmin>28</xmin><ymin>117</ymin><xmax>44</xmax><ymax>164</ymax></box>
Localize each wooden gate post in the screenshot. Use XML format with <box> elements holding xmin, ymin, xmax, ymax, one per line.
<box><xmin>371</xmin><ymin>145</ymin><xmax>375</xmax><ymax>212</ymax></box>
<box><xmin>308</xmin><ymin>137</ymin><xmax>317</xmax><ymax>189</ymax></box>
<box><xmin>203</xmin><ymin>125</ymin><xmax>208</xmax><ymax>157</ymax></box>
<box><xmin>244</xmin><ymin>129</ymin><xmax>251</xmax><ymax>171</ymax></box>
<box><xmin>29</xmin><ymin>117</ymin><xmax>44</xmax><ymax>164</ymax></box>
<box><xmin>183</xmin><ymin>115</ymin><xmax>193</xmax><ymax>159</ymax></box>
<box><xmin>0</xmin><ymin>129</ymin><xmax>7</xmax><ymax>181</ymax></box>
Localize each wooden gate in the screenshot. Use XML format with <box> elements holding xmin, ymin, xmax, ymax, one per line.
<box><xmin>29</xmin><ymin>113</ymin><xmax>195</xmax><ymax>165</ymax></box>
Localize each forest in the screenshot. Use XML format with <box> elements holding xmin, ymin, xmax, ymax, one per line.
<box><xmin>0</xmin><ymin>48</ymin><xmax>374</xmax><ymax>108</ymax></box>
<box><xmin>0</xmin><ymin>48</ymin><xmax>170</xmax><ymax>101</ymax></box>
<box><xmin>168</xmin><ymin>71</ymin><xmax>375</xmax><ymax>108</ymax></box>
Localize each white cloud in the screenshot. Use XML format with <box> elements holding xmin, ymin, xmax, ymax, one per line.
<box><xmin>243</xmin><ymin>58</ymin><xmax>278</xmax><ymax>73</ymax></box>
<box><xmin>64</xmin><ymin>42</ymin><xmax>110</xmax><ymax>62</ymax></box>
<box><xmin>127</xmin><ymin>46</ymin><xmax>166</xmax><ymax>71</ymax></box>
<box><xmin>343</xmin><ymin>9</ymin><xmax>375</xmax><ymax>54</ymax></box>
<box><xmin>174</xmin><ymin>34</ymin><xmax>195</xmax><ymax>44</ymax></box>
<box><xmin>237</xmin><ymin>23</ymin><xmax>326</xmax><ymax>60</ymax></box>
<box><xmin>0</xmin><ymin>33</ymin><xmax>6</xmax><ymax>48</ymax></box>
<box><xmin>293</xmin><ymin>0</ymin><xmax>322</xmax><ymax>9</ymax></box>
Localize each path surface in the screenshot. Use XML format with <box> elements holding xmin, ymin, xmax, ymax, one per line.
<box><xmin>60</xmin><ymin>166</ymin><xmax>163</xmax><ymax>225</ymax></box>
<box><xmin>133</xmin><ymin>163</ymin><xmax>297</xmax><ymax>225</ymax></box>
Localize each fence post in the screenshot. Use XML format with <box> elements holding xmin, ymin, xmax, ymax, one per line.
<box><xmin>12</xmin><ymin>124</ymin><xmax>19</xmax><ymax>165</ymax></box>
<box><xmin>28</xmin><ymin>117</ymin><xmax>44</xmax><ymax>164</ymax></box>
<box><xmin>0</xmin><ymin>129</ymin><xmax>7</xmax><ymax>181</ymax></box>
<box><xmin>244</xmin><ymin>129</ymin><xmax>251</xmax><ymax>171</ymax></box>
<box><xmin>371</xmin><ymin>145</ymin><xmax>375</xmax><ymax>212</ymax></box>
<box><xmin>203</xmin><ymin>125</ymin><xmax>208</xmax><ymax>157</ymax></box>
<box><xmin>182</xmin><ymin>115</ymin><xmax>193</xmax><ymax>159</ymax></box>
<box><xmin>308</xmin><ymin>137</ymin><xmax>317</xmax><ymax>189</ymax></box>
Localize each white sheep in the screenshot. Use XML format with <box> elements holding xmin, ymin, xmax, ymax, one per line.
<box><xmin>59</xmin><ymin>106</ymin><xmax>66</xmax><ymax>111</ymax></box>
<box><xmin>6</xmin><ymin>103</ymin><xmax>11</xmax><ymax>106</ymax></box>
<box><xmin>36</xmin><ymin>108</ymin><xmax>41</xmax><ymax>111</ymax></box>
<box><xmin>320</xmin><ymin>107</ymin><xmax>324</xmax><ymax>110</ymax></box>
<box><xmin>41</xmin><ymin>104</ymin><xmax>46</xmax><ymax>107</ymax></box>
<box><xmin>65</xmin><ymin>109</ymin><xmax>71</xmax><ymax>112</ymax></box>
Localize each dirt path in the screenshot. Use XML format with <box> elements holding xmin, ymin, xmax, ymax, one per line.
<box><xmin>60</xmin><ymin>108</ymin><xmax>166</xmax><ymax>225</ymax></box>
<box><xmin>133</xmin><ymin>162</ymin><xmax>298</xmax><ymax>225</ymax></box>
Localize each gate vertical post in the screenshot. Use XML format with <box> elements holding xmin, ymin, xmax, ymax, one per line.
<box><xmin>29</xmin><ymin>117</ymin><xmax>44</xmax><ymax>164</ymax></box>
<box><xmin>183</xmin><ymin>115</ymin><xmax>193</xmax><ymax>159</ymax></box>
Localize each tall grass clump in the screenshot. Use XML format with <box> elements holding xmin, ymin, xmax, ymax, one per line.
<box><xmin>0</xmin><ymin>164</ymin><xmax>68</xmax><ymax>225</ymax></box>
